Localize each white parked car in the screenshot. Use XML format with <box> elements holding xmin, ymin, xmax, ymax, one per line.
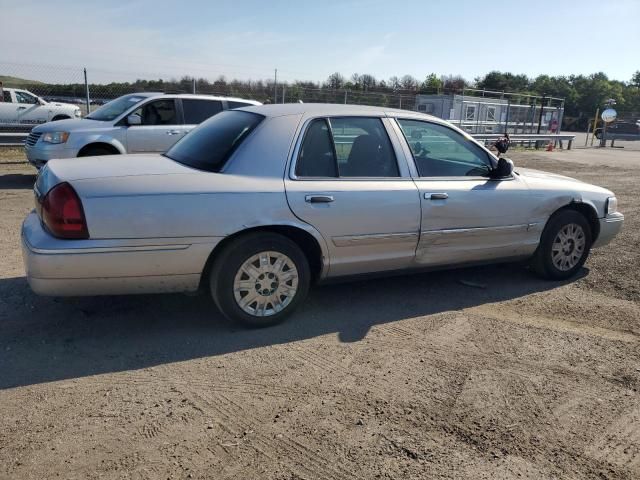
<box><xmin>21</xmin><ymin>104</ymin><xmax>623</xmax><ymax>327</ymax></box>
<box><xmin>0</xmin><ymin>88</ymin><xmax>81</xmax><ymax>128</ymax></box>
<box><xmin>24</xmin><ymin>93</ymin><xmax>261</xmax><ymax>168</ymax></box>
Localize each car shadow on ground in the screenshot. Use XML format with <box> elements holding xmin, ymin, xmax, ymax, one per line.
<box><xmin>0</xmin><ymin>173</ymin><xmax>36</xmax><ymax>190</ymax></box>
<box><xmin>0</xmin><ymin>263</ymin><xmax>586</xmax><ymax>389</ymax></box>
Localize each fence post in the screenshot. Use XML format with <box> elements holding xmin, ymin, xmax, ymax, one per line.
<box><xmin>83</xmin><ymin>68</ymin><xmax>91</xmax><ymax>114</ymax></box>
<box><xmin>192</xmin><ymin>78</ymin><xmax>196</xmax><ymax>94</ymax></box>
<box><xmin>536</xmin><ymin>94</ymin><xmax>545</xmax><ymax>134</ymax></box>
<box><xmin>273</xmin><ymin>69</ymin><xmax>278</xmax><ymax>104</ymax></box>
<box><xmin>399</xmin><ymin>96</ymin><xmax>402</xmax><ymax>110</ymax></box>
<box><xmin>344</xmin><ymin>90</ymin><xmax>348</xmax><ymax>104</ymax></box>
<box><xmin>282</xmin><ymin>84</ymin><xmax>286</xmax><ymax>104</ymax></box>
<box><xmin>504</xmin><ymin>98</ymin><xmax>511</xmax><ymax>133</ymax></box>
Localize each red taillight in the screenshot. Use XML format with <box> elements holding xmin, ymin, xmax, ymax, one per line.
<box><xmin>41</xmin><ymin>182</ymin><xmax>89</xmax><ymax>239</ymax></box>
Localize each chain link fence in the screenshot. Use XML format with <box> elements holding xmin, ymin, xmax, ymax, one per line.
<box><xmin>1</xmin><ymin>62</ymin><xmax>566</xmax><ymax>141</ymax></box>
<box><xmin>0</xmin><ymin>62</ymin><xmax>421</xmax><ymax>133</ymax></box>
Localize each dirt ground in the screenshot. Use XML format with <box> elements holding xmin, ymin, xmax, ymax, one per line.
<box><xmin>1</xmin><ymin>144</ymin><xmax>639</xmax><ymax>480</ymax></box>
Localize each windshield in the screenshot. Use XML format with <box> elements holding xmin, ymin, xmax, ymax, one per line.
<box><xmin>85</xmin><ymin>94</ymin><xmax>149</xmax><ymax>121</ymax></box>
<box><xmin>165</xmin><ymin>110</ymin><xmax>264</xmax><ymax>172</ymax></box>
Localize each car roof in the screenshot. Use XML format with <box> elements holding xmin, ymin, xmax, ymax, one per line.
<box><xmin>238</xmin><ymin>102</ymin><xmax>441</xmax><ymax>121</ymax></box>
<box><xmin>142</xmin><ymin>92</ymin><xmax>260</xmax><ymax>105</ymax></box>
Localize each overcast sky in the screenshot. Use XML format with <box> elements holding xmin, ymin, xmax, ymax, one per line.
<box><xmin>1</xmin><ymin>0</ymin><xmax>638</xmax><ymax>84</ymax></box>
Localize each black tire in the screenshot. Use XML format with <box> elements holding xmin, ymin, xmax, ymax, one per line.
<box><xmin>209</xmin><ymin>232</ymin><xmax>311</xmax><ymax>328</ymax></box>
<box><xmin>530</xmin><ymin>210</ymin><xmax>592</xmax><ymax>280</ymax></box>
<box><xmin>78</xmin><ymin>146</ymin><xmax>118</xmax><ymax>157</ymax></box>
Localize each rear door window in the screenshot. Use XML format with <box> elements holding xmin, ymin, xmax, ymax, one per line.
<box><xmin>296</xmin><ymin>117</ymin><xmax>399</xmax><ymax>178</ymax></box>
<box><xmin>2</xmin><ymin>91</ymin><xmax>11</xmax><ymax>102</ymax></box>
<box><xmin>131</xmin><ymin>99</ymin><xmax>178</xmax><ymax>125</ymax></box>
<box><xmin>182</xmin><ymin>99</ymin><xmax>223</xmax><ymax>124</ymax></box>
<box><xmin>296</xmin><ymin>119</ymin><xmax>338</xmax><ymax>177</ymax></box>
<box><xmin>330</xmin><ymin>117</ymin><xmax>399</xmax><ymax>177</ymax></box>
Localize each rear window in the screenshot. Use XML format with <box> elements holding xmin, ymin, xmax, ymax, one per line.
<box><xmin>182</xmin><ymin>99</ymin><xmax>223</xmax><ymax>124</ymax></box>
<box><xmin>227</xmin><ymin>101</ymin><xmax>254</xmax><ymax>109</ymax></box>
<box><xmin>165</xmin><ymin>110</ymin><xmax>263</xmax><ymax>172</ymax></box>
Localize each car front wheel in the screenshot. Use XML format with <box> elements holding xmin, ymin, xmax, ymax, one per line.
<box><xmin>209</xmin><ymin>233</ymin><xmax>310</xmax><ymax>327</ymax></box>
<box><xmin>531</xmin><ymin>210</ymin><xmax>592</xmax><ymax>280</ymax></box>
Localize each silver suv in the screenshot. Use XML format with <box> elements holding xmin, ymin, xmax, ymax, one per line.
<box><xmin>24</xmin><ymin>92</ymin><xmax>260</xmax><ymax>167</ymax></box>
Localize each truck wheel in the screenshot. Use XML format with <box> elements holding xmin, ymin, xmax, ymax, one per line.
<box><xmin>530</xmin><ymin>210</ymin><xmax>592</xmax><ymax>280</ymax></box>
<box><xmin>209</xmin><ymin>233</ymin><xmax>310</xmax><ymax>328</ymax></box>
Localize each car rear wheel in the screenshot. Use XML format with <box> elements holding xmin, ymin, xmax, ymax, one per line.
<box><xmin>209</xmin><ymin>233</ymin><xmax>310</xmax><ymax>327</ymax></box>
<box><xmin>530</xmin><ymin>210</ymin><xmax>592</xmax><ymax>280</ymax></box>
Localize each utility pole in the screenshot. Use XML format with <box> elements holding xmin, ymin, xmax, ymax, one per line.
<box><xmin>274</xmin><ymin>69</ymin><xmax>278</xmax><ymax>104</ymax></box>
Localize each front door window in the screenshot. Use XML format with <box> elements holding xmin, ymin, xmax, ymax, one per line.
<box><xmin>396</xmin><ymin>119</ymin><xmax>493</xmax><ymax>177</ymax></box>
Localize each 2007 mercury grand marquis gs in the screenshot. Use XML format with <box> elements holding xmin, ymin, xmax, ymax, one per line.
<box><xmin>21</xmin><ymin>104</ymin><xmax>624</xmax><ymax>327</ymax></box>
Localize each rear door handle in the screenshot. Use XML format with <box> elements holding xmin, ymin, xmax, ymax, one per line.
<box><xmin>426</xmin><ymin>192</ymin><xmax>448</xmax><ymax>200</ymax></box>
<box><xmin>17</xmin><ymin>107</ymin><xmax>27</xmax><ymax>110</ymax></box>
<box><xmin>166</xmin><ymin>130</ymin><xmax>181</xmax><ymax>135</ymax></box>
<box><xmin>305</xmin><ymin>195</ymin><xmax>334</xmax><ymax>203</ymax></box>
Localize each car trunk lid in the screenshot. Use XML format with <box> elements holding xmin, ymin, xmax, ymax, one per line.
<box><xmin>36</xmin><ymin>154</ymin><xmax>197</xmax><ymax>194</ymax></box>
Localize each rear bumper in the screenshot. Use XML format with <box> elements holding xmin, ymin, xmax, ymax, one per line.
<box><xmin>21</xmin><ymin>212</ymin><xmax>222</xmax><ymax>296</ymax></box>
<box><xmin>592</xmin><ymin>212</ymin><xmax>624</xmax><ymax>249</ymax></box>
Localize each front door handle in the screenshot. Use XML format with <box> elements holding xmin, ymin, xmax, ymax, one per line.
<box><xmin>166</xmin><ymin>130</ymin><xmax>181</xmax><ymax>135</ymax></box>
<box><xmin>17</xmin><ymin>107</ymin><xmax>27</xmax><ymax>110</ymax></box>
<box><xmin>305</xmin><ymin>195</ymin><xmax>334</xmax><ymax>204</ymax></box>
<box><xmin>427</xmin><ymin>192</ymin><xmax>448</xmax><ymax>200</ymax></box>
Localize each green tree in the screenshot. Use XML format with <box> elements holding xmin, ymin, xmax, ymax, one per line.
<box><xmin>419</xmin><ymin>73</ymin><xmax>443</xmax><ymax>94</ymax></box>
<box><xmin>475</xmin><ymin>71</ymin><xmax>529</xmax><ymax>92</ymax></box>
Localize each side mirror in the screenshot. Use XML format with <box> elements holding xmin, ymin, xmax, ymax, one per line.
<box><xmin>127</xmin><ymin>114</ymin><xmax>142</xmax><ymax>126</ymax></box>
<box><xmin>491</xmin><ymin>157</ymin><xmax>514</xmax><ymax>179</ymax></box>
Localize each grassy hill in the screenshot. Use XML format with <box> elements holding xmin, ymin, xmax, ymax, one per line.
<box><xmin>0</xmin><ymin>75</ymin><xmax>43</xmax><ymax>87</ymax></box>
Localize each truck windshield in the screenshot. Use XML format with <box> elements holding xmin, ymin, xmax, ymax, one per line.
<box><xmin>165</xmin><ymin>110</ymin><xmax>264</xmax><ymax>172</ymax></box>
<box><xmin>85</xmin><ymin>94</ymin><xmax>149</xmax><ymax>121</ymax></box>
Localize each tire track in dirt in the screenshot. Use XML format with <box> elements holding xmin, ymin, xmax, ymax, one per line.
<box><xmin>88</xmin><ymin>376</ymin><xmax>292</xmax><ymax>398</ymax></box>
<box><xmin>188</xmin><ymin>390</ymin><xmax>357</xmax><ymax>479</ymax></box>
<box><xmin>470</xmin><ymin>304</ymin><xmax>640</xmax><ymax>343</ymax></box>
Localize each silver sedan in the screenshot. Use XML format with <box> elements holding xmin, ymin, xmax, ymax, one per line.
<box><xmin>21</xmin><ymin>104</ymin><xmax>624</xmax><ymax>327</ymax></box>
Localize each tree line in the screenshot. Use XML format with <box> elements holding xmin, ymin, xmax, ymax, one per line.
<box><xmin>10</xmin><ymin>69</ymin><xmax>640</xmax><ymax>129</ymax></box>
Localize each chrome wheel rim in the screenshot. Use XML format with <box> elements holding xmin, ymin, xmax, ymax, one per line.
<box><xmin>233</xmin><ymin>251</ymin><xmax>299</xmax><ymax>317</ymax></box>
<box><xmin>551</xmin><ymin>223</ymin><xmax>586</xmax><ymax>271</ymax></box>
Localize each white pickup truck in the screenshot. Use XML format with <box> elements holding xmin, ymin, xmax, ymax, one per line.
<box><xmin>0</xmin><ymin>88</ymin><xmax>81</xmax><ymax>127</ymax></box>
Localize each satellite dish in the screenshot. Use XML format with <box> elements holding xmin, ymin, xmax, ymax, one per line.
<box><xmin>601</xmin><ymin>108</ymin><xmax>617</xmax><ymax>123</ymax></box>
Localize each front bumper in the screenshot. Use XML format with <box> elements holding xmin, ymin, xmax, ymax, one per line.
<box><xmin>21</xmin><ymin>212</ymin><xmax>221</xmax><ymax>296</ymax></box>
<box><xmin>25</xmin><ymin>142</ymin><xmax>78</xmax><ymax>168</ymax></box>
<box><xmin>592</xmin><ymin>212</ymin><xmax>624</xmax><ymax>249</ymax></box>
